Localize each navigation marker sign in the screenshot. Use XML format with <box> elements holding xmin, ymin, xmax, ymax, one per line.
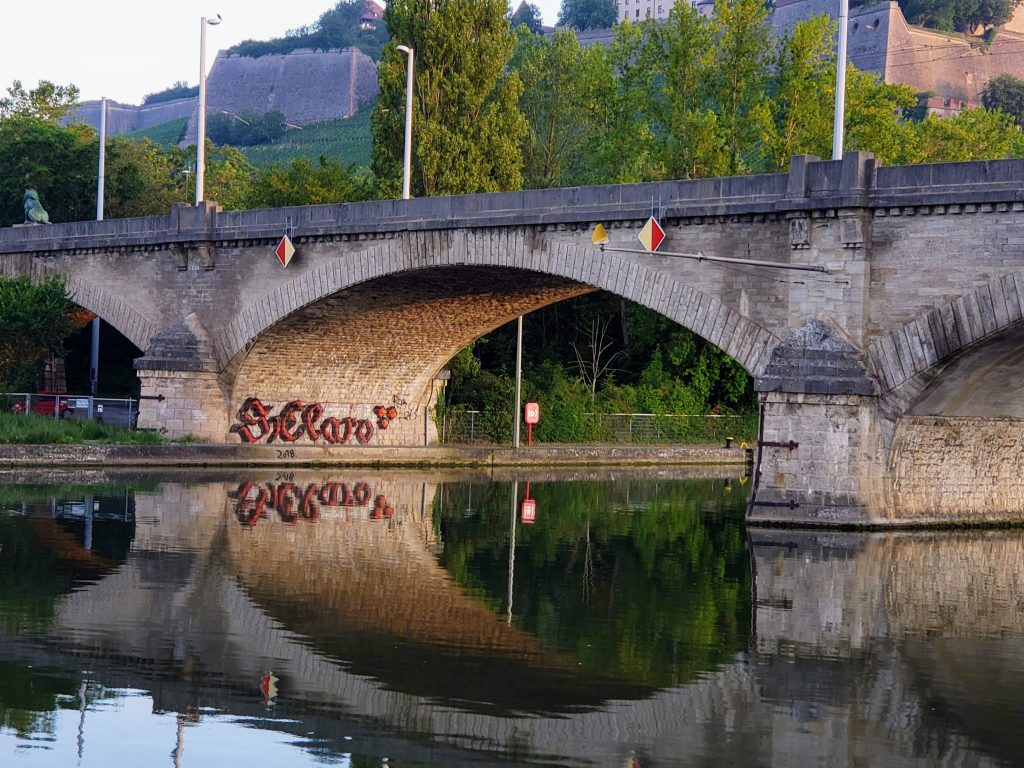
<box><xmin>275</xmin><ymin>235</ymin><xmax>295</xmax><ymax>268</ymax></box>
<box><xmin>638</xmin><ymin>216</ymin><xmax>666</xmax><ymax>252</ymax></box>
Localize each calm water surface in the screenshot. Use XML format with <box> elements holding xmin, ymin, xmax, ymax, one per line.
<box><xmin>0</xmin><ymin>467</ymin><xmax>1022</xmax><ymax>767</ymax></box>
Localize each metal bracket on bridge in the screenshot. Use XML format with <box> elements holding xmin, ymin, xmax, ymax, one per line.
<box><xmin>758</xmin><ymin>439</ymin><xmax>799</xmax><ymax>450</ymax></box>
<box><xmin>138</xmin><ymin>394</ymin><xmax>166</xmax><ymax>402</ymax></box>
<box><xmin>598</xmin><ymin>244</ymin><xmax>829</xmax><ymax>273</ymax></box>
<box><xmin>749</xmin><ymin>499</ymin><xmax>801</xmax><ymax>510</ymax></box>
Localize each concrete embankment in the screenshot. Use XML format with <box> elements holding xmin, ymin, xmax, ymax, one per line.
<box><xmin>0</xmin><ymin>443</ymin><xmax>749</xmax><ymax>469</ymax></box>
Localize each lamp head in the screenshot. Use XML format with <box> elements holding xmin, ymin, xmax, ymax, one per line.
<box><xmin>206</xmin><ymin>14</ymin><xmax>222</xmax><ymax>25</ymax></box>
<box><xmin>396</xmin><ymin>44</ymin><xmax>412</xmax><ymax>55</ymax></box>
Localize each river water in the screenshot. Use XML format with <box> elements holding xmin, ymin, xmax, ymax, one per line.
<box><xmin>0</xmin><ymin>467</ymin><xmax>1022</xmax><ymax>767</ymax></box>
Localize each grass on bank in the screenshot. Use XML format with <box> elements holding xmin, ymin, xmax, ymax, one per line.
<box><xmin>0</xmin><ymin>413</ymin><xmax>166</xmax><ymax>445</ymax></box>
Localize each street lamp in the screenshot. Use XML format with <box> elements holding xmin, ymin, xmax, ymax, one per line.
<box><xmin>833</xmin><ymin>0</ymin><xmax>848</xmax><ymax>160</ymax></box>
<box><xmin>196</xmin><ymin>13</ymin><xmax>222</xmax><ymax>205</ymax></box>
<box><xmin>396</xmin><ymin>44</ymin><xmax>414</xmax><ymax>200</ymax></box>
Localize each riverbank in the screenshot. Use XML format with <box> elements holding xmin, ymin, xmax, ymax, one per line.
<box><xmin>0</xmin><ymin>442</ymin><xmax>750</xmax><ymax>468</ymax></box>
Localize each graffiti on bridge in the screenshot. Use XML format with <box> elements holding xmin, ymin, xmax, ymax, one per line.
<box><xmin>230</xmin><ymin>481</ymin><xmax>394</xmax><ymax>526</ymax></box>
<box><xmin>230</xmin><ymin>398</ymin><xmax>401</xmax><ymax>445</ymax></box>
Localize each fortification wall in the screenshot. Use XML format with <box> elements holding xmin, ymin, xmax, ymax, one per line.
<box><xmin>69</xmin><ymin>97</ymin><xmax>195</xmax><ymax>136</ymax></box>
<box><xmin>181</xmin><ymin>47</ymin><xmax>378</xmax><ymax>144</ymax></box>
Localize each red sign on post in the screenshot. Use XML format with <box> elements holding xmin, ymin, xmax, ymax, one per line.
<box><xmin>524</xmin><ymin>402</ymin><xmax>540</xmax><ymax>424</ymax></box>
<box><xmin>524</xmin><ymin>402</ymin><xmax>540</xmax><ymax>446</ymax></box>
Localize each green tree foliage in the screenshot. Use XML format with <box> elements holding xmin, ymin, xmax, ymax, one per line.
<box><xmin>371</xmin><ymin>0</ymin><xmax>527</xmax><ymax>197</ymax></box>
<box><xmin>0</xmin><ymin>80</ymin><xmax>79</xmax><ymax>122</ymax></box>
<box><xmin>982</xmin><ymin>73</ymin><xmax>1024</xmax><ymax>126</ymax></box>
<box><xmin>900</xmin><ymin>0</ymin><xmax>1023</xmax><ymax>32</ymax></box>
<box><xmin>207</xmin><ymin>110</ymin><xmax>287</xmax><ymax>146</ymax></box>
<box><xmin>141</xmin><ymin>81</ymin><xmax>199</xmax><ymax>105</ymax></box>
<box><xmin>0</xmin><ymin>277</ymin><xmax>75</xmax><ymax>391</ymax></box>
<box><xmin>511</xmin><ymin>29</ymin><xmax>611</xmax><ymax>187</ymax></box>
<box><xmin>558</xmin><ymin>0</ymin><xmax>617</xmax><ymax>29</ymax></box>
<box><xmin>511</xmin><ymin>1</ymin><xmax>545</xmax><ymax>32</ymax></box>
<box><xmin>245</xmin><ymin>155</ymin><xmax>373</xmax><ymax>207</ymax></box>
<box><xmin>0</xmin><ymin>116</ymin><xmax>98</xmax><ymax>225</ymax></box>
<box><xmin>228</xmin><ymin>0</ymin><xmax>388</xmax><ymax>60</ymax></box>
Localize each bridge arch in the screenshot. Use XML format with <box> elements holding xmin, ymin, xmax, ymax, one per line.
<box><xmin>1</xmin><ymin>258</ymin><xmax>157</xmax><ymax>353</ymax></box>
<box><xmin>218</xmin><ymin>233</ymin><xmax>779</xmax><ymax>378</ymax></box>
<box><xmin>868</xmin><ymin>271</ymin><xmax>1024</xmax><ymax>398</ymax></box>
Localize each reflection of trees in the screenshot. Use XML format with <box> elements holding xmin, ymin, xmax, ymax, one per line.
<box><xmin>435</xmin><ymin>479</ymin><xmax>751</xmax><ymax>687</ymax></box>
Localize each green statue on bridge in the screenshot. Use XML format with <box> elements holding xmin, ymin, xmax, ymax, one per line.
<box><xmin>23</xmin><ymin>188</ymin><xmax>50</xmax><ymax>224</ymax></box>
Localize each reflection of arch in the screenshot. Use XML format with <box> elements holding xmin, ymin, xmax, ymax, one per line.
<box><xmin>2</xmin><ymin>261</ymin><xmax>157</xmax><ymax>352</ymax></box>
<box><xmin>217</xmin><ymin>236</ymin><xmax>779</xmax><ymax>377</ymax></box>
<box><xmin>869</xmin><ymin>272</ymin><xmax>1024</xmax><ymax>395</ymax></box>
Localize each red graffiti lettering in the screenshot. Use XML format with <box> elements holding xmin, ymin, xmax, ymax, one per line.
<box><xmin>231</xmin><ymin>481</ymin><xmax>388</xmax><ymax>526</ymax></box>
<box><xmin>230</xmin><ymin>398</ymin><xmax>273</xmax><ymax>444</ymax></box>
<box><xmin>230</xmin><ymin>401</ymin><xmax>398</xmax><ymax>445</ymax></box>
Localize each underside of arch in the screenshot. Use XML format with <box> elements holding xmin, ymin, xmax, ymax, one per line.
<box><xmin>218</xmin><ymin>238</ymin><xmax>777</xmax><ymax>380</ymax></box>
<box><xmin>227</xmin><ymin>267</ymin><xmax>593</xmax><ymax>445</ymax></box>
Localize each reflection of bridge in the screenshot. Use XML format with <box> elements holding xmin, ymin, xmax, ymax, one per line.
<box><xmin>6</xmin><ymin>157</ymin><xmax>1024</xmax><ymax>523</ymax></box>
<box><xmin>4</xmin><ymin>476</ymin><xmax>1022</xmax><ymax>766</ymax></box>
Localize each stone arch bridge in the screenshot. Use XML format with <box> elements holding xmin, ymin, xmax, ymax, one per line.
<box><xmin>3</xmin><ymin>152</ymin><xmax>1024</xmax><ymax>526</ymax></box>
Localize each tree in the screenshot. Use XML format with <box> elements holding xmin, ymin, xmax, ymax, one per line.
<box><xmin>245</xmin><ymin>155</ymin><xmax>373</xmax><ymax>207</ymax></box>
<box><xmin>758</xmin><ymin>15</ymin><xmax>837</xmax><ymax>170</ymax></box>
<box><xmin>511</xmin><ymin>1</ymin><xmax>545</xmax><ymax>32</ymax></box>
<box><xmin>0</xmin><ymin>80</ymin><xmax>79</xmax><ymax>122</ymax></box>
<box><xmin>142</xmin><ymin>81</ymin><xmax>199</xmax><ymax>105</ymax></box>
<box><xmin>900</xmin><ymin>0</ymin><xmax>1023</xmax><ymax>32</ymax></box>
<box><xmin>558</xmin><ymin>0</ymin><xmax>617</xmax><ymax>29</ymax></box>
<box><xmin>0</xmin><ymin>277</ymin><xmax>76</xmax><ymax>391</ymax></box>
<box><xmin>982</xmin><ymin>73</ymin><xmax>1024</xmax><ymax>126</ymax></box>
<box><xmin>511</xmin><ymin>28</ymin><xmax>610</xmax><ymax>187</ymax></box>
<box><xmin>371</xmin><ymin>0</ymin><xmax>527</xmax><ymax>197</ymax></box>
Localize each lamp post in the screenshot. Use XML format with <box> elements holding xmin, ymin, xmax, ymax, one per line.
<box><xmin>832</xmin><ymin>0</ymin><xmax>849</xmax><ymax>160</ymax></box>
<box><xmin>91</xmin><ymin>97</ymin><xmax>107</xmax><ymax>397</ymax></box>
<box><xmin>196</xmin><ymin>13</ymin><xmax>222</xmax><ymax>205</ymax></box>
<box><xmin>396</xmin><ymin>44</ymin><xmax>415</xmax><ymax>200</ymax></box>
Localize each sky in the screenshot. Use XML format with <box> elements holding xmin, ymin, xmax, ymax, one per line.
<box><xmin>1</xmin><ymin>1</ymin><xmax>563</xmax><ymax>105</ymax></box>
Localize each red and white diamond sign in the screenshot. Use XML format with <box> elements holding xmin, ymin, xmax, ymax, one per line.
<box><xmin>275</xmin><ymin>235</ymin><xmax>295</xmax><ymax>268</ymax></box>
<box><xmin>638</xmin><ymin>216</ymin><xmax>666</xmax><ymax>252</ymax></box>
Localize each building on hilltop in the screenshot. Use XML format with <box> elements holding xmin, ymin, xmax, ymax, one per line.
<box><xmin>617</xmin><ymin>0</ymin><xmax>682</xmax><ymax>22</ymax></box>
<box><xmin>361</xmin><ymin>0</ymin><xmax>384</xmax><ymax>30</ymax></box>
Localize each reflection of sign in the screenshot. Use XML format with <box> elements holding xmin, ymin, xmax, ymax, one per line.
<box><xmin>524</xmin><ymin>402</ymin><xmax>540</xmax><ymax>424</ymax></box>
<box><xmin>275</xmin><ymin>235</ymin><xmax>295</xmax><ymax>267</ymax></box>
<box><xmin>521</xmin><ymin>498</ymin><xmax>536</xmax><ymax>524</ymax></box>
<box><xmin>260</xmin><ymin>672</ymin><xmax>279</xmax><ymax>705</ymax></box>
<box><xmin>638</xmin><ymin>216</ymin><xmax>665</xmax><ymax>252</ymax></box>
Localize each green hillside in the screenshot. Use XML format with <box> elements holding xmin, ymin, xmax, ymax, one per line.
<box><xmin>239</xmin><ymin>111</ymin><xmax>373</xmax><ymax>168</ymax></box>
<box><xmin>122</xmin><ymin>110</ymin><xmax>373</xmax><ymax>168</ymax></box>
<box><xmin>123</xmin><ymin>117</ymin><xmax>187</xmax><ymax>148</ymax></box>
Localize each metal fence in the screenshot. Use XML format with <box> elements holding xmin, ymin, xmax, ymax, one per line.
<box><xmin>440</xmin><ymin>409</ymin><xmax>756</xmax><ymax>445</ymax></box>
<box><xmin>1</xmin><ymin>392</ymin><xmax>139</xmax><ymax>429</ymax></box>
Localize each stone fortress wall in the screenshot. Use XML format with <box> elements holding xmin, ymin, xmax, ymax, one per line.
<box><xmin>70</xmin><ymin>46</ymin><xmax>378</xmax><ymax>142</ymax></box>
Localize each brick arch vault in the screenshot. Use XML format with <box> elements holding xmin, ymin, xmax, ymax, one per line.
<box><xmin>196</xmin><ymin>235</ymin><xmax>778</xmax><ymax>446</ymax></box>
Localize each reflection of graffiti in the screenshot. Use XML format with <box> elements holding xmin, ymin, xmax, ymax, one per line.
<box><xmin>230</xmin><ymin>481</ymin><xmax>392</xmax><ymax>526</ymax></box>
<box><xmin>230</xmin><ymin>398</ymin><xmax>396</xmax><ymax>445</ymax></box>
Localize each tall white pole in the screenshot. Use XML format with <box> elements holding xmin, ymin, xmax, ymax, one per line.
<box><xmin>196</xmin><ymin>14</ymin><xmax>221</xmax><ymax>204</ymax></box>
<box><xmin>513</xmin><ymin>315</ymin><xmax>523</xmax><ymax>448</ymax></box>
<box><xmin>96</xmin><ymin>98</ymin><xmax>106</xmax><ymax>220</ymax></box>
<box><xmin>92</xmin><ymin>97</ymin><xmax>106</xmax><ymax>396</ymax></box>
<box><xmin>397</xmin><ymin>45</ymin><xmax>415</xmax><ymax>200</ymax></box>
<box><xmin>832</xmin><ymin>0</ymin><xmax>849</xmax><ymax>160</ymax></box>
